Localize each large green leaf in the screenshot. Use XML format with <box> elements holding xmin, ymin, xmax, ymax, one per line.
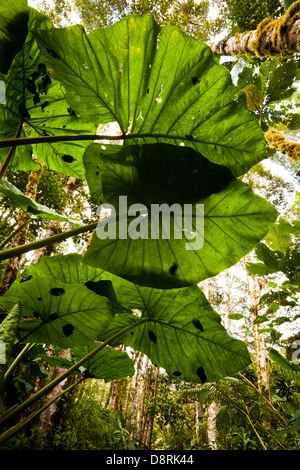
<box><xmin>39</xmin><ymin>343</ymin><xmax>135</xmax><ymax>381</ymax></box>
<box><xmin>0</xmin><ymin>277</ymin><xmax>114</xmax><ymax>348</ymax></box>
<box><xmin>99</xmin><ymin>283</ymin><xmax>251</xmax><ymax>383</ymax></box>
<box><xmin>0</xmin><ymin>179</ymin><xmax>83</xmax><ymax>226</ymax></box>
<box><xmin>28</xmin><ymin>80</ymin><xmax>98</xmax><ymax>178</ymax></box>
<box><xmin>34</xmin><ymin>14</ymin><xmax>266</xmax><ymax>176</ymax></box>
<box><xmin>82</xmin><ymin>143</ymin><xmax>278</xmax><ymax>288</ymax></box>
<box><xmin>0</xmin><ymin>0</ymin><xmax>29</xmax><ymax>75</ymax></box>
<box><xmin>17</xmin><ymin>253</ymin><xmax>251</xmax><ymax>382</ymax></box>
<box><xmin>0</xmin><ymin>5</ymin><xmax>96</xmax><ymax>177</ymax></box>
<box><xmin>262</xmin><ymin>59</ymin><xmax>297</xmax><ymax>105</ymax></box>
<box><xmin>21</xmin><ymin>252</ymin><xmax>105</xmax><ymax>284</ymax></box>
<box><xmin>0</xmin><ymin>6</ymin><xmax>52</xmax><ymax>172</ymax></box>
<box><xmin>71</xmin><ymin>344</ymin><xmax>135</xmax><ymax>381</ymax></box>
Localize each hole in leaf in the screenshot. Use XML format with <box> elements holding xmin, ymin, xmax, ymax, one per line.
<box><xmin>37</xmin><ymin>297</ymin><xmax>42</xmax><ymax>301</ymax></box>
<box><xmin>38</xmin><ymin>63</ymin><xmax>47</xmax><ymax>75</ymax></box>
<box><xmin>41</xmin><ymin>101</ymin><xmax>50</xmax><ymax>111</ymax></box>
<box><xmin>173</xmin><ymin>371</ymin><xmax>182</xmax><ymax>377</ymax></box>
<box><xmin>62</xmin><ymin>323</ymin><xmax>74</xmax><ymax>337</ymax></box>
<box><xmin>169</xmin><ymin>263</ymin><xmax>178</xmax><ymax>275</ymax></box>
<box><xmin>46</xmin><ymin>48</ymin><xmax>60</xmax><ymax>59</ymax></box>
<box><xmin>26</xmin><ymin>79</ymin><xmax>36</xmax><ymax>94</ymax></box>
<box><xmin>48</xmin><ymin>313</ymin><xmax>59</xmax><ymax>321</ymax></box>
<box><xmin>192</xmin><ymin>77</ymin><xmax>200</xmax><ymax>85</ymax></box>
<box><xmin>20</xmin><ymin>275</ymin><xmax>32</xmax><ymax>283</ymax></box>
<box><xmin>33</xmin><ymin>93</ymin><xmax>40</xmax><ymax>105</ymax></box>
<box><xmin>67</xmin><ymin>107</ymin><xmax>76</xmax><ymax>115</ymax></box>
<box><xmin>192</xmin><ymin>319</ymin><xmax>204</xmax><ymax>331</ymax></box>
<box><xmin>61</xmin><ymin>155</ymin><xmax>75</xmax><ymax>163</ymax></box>
<box><xmin>148</xmin><ymin>331</ymin><xmax>157</xmax><ymax>344</ymax></box>
<box><xmin>50</xmin><ymin>287</ymin><xmax>65</xmax><ymax>296</ymax></box>
<box><xmin>196</xmin><ymin>366</ymin><xmax>207</xmax><ymax>384</ymax></box>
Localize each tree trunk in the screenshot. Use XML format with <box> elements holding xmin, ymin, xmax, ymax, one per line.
<box><xmin>245</xmin><ymin>256</ymin><xmax>269</xmax><ymax>392</ymax></box>
<box><xmin>137</xmin><ymin>356</ymin><xmax>149</xmax><ymax>443</ymax></box>
<box><xmin>206</xmin><ymin>400</ymin><xmax>218</xmax><ymax>449</ymax></box>
<box><xmin>109</xmin><ymin>379</ymin><xmax>125</xmax><ymax>413</ymax></box>
<box><xmin>209</xmin><ymin>1</ymin><xmax>300</xmax><ymax>56</ymax></box>
<box><xmin>225</xmin><ymin>271</ymin><xmax>234</xmax><ymax>335</ymax></box>
<box><xmin>130</xmin><ymin>352</ymin><xmax>144</xmax><ymax>438</ymax></box>
<box><xmin>142</xmin><ymin>364</ymin><xmax>158</xmax><ymax>449</ymax></box>
<box><xmin>124</xmin><ymin>352</ymin><xmax>139</xmax><ymax>421</ymax></box>
<box><xmin>30</xmin><ymin>349</ymin><xmax>76</xmax><ymax>450</ymax></box>
<box><xmin>202</xmin><ymin>279</ymin><xmax>219</xmax><ymax>449</ymax></box>
<box><xmin>0</xmin><ymin>159</ymin><xmax>43</xmax><ymax>295</ymax></box>
<box><xmin>195</xmin><ymin>398</ymin><xmax>202</xmax><ymax>443</ymax></box>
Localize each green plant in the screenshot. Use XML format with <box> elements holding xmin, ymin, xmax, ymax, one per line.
<box><xmin>0</xmin><ymin>0</ymin><xmax>289</xmax><ymax>447</ymax></box>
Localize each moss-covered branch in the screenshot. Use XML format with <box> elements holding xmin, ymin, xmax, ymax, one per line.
<box><xmin>210</xmin><ymin>0</ymin><xmax>300</xmax><ymax>56</ymax></box>
<box><xmin>265</xmin><ymin>128</ymin><xmax>300</xmax><ymax>162</ymax></box>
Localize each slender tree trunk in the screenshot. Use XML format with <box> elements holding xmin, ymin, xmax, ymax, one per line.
<box><xmin>137</xmin><ymin>356</ymin><xmax>149</xmax><ymax>443</ymax></box>
<box><xmin>0</xmin><ymin>159</ymin><xmax>43</xmax><ymax>295</ymax></box>
<box><xmin>195</xmin><ymin>398</ymin><xmax>202</xmax><ymax>443</ymax></box>
<box><xmin>109</xmin><ymin>379</ymin><xmax>125</xmax><ymax>413</ymax></box>
<box><xmin>206</xmin><ymin>401</ymin><xmax>218</xmax><ymax>449</ymax></box>
<box><xmin>142</xmin><ymin>365</ymin><xmax>158</xmax><ymax>449</ymax></box>
<box><xmin>245</xmin><ymin>256</ymin><xmax>269</xmax><ymax>392</ymax></box>
<box><xmin>124</xmin><ymin>352</ymin><xmax>139</xmax><ymax>421</ymax></box>
<box><xmin>202</xmin><ymin>279</ymin><xmax>219</xmax><ymax>449</ymax></box>
<box><xmin>209</xmin><ymin>1</ymin><xmax>300</xmax><ymax>56</ymax></box>
<box><xmin>109</xmin><ymin>380</ymin><xmax>119</xmax><ymax>411</ymax></box>
<box><xmin>130</xmin><ymin>352</ymin><xmax>144</xmax><ymax>438</ymax></box>
<box><xmin>225</xmin><ymin>271</ymin><xmax>234</xmax><ymax>335</ymax></box>
<box><xmin>30</xmin><ymin>348</ymin><xmax>77</xmax><ymax>450</ymax></box>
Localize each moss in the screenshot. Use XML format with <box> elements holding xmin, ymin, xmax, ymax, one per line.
<box><xmin>250</xmin><ymin>0</ymin><xmax>300</xmax><ymax>56</ymax></box>
<box><xmin>265</xmin><ymin>128</ymin><xmax>300</xmax><ymax>162</ymax></box>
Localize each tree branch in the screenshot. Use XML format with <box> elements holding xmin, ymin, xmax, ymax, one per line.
<box><xmin>265</xmin><ymin>128</ymin><xmax>300</xmax><ymax>162</ymax></box>
<box><xmin>0</xmin><ymin>222</ymin><xmax>98</xmax><ymax>262</ymax></box>
<box><xmin>209</xmin><ymin>0</ymin><xmax>300</xmax><ymax>56</ymax></box>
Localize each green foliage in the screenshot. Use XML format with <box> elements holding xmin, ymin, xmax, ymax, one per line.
<box><xmin>84</xmin><ymin>143</ymin><xmax>277</xmax><ymax>288</ymax></box>
<box><xmin>222</xmin><ymin>0</ymin><xmax>284</xmax><ymax>34</ymax></box>
<box><xmin>0</xmin><ymin>0</ymin><xmax>29</xmax><ymax>75</ymax></box>
<box><xmin>237</xmin><ymin>57</ymin><xmax>299</xmax><ymax>132</ymax></box>
<box><xmin>1</xmin><ymin>1</ymin><xmax>297</xmax><ymax>450</ymax></box>
<box><xmin>12</xmin><ymin>253</ymin><xmax>251</xmax><ymax>383</ymax></box>
<box><xmin>1</xmin><ymin>276</ymin><xmax>114</xmax><ymax>347</ymax></box>
<box><xmin>0</xmin><ymin>179</ymin><xmax>82</xmax><ymax>226</ymax></box>
<box><xmin>35</xmin><ymin>14</ymin><xmax>266</xmax><ymax>177</ymax></box>
<box><xmin>73</xmin><ymin>0</ymin><xmax>219</xmax><ymax>41</ymax></box>
<box><xmin>51</xmin><ymin>390</ymin><xmax>134</xmax><ymax>450</ymax></box>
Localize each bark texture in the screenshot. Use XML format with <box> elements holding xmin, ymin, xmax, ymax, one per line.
<box><xmin>265</xmin><ymin>128</ymin><xmax>300</xmax><ymax>162</ymax></box>
<box><xmin>210</xmin><ymin>1</ymin><xmax>300</xmax><ymax>56</ymax></box>
<box><xmin>245</xmin><ymin>255</ymin><xmax>269</xmax><ymax>392</ymax></box>
<box><xmin>206</xmin><ymin>400</ymin><xmax>218</xmax><ymax>449</ymax></box>
<box><xmin>31</xmin><ymin>349</ymin><xmax>76</xmax><ymax>450</ymax></box>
